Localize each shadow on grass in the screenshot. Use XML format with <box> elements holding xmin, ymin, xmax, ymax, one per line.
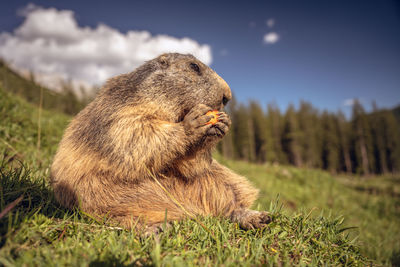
<box><xmin>89</xmin><ymin>258</ymin><xmax>126</xmax><ymax>267</ymax></box>
<box><xmin>89</xmin><ymin>258</ymin><xmax>152</xmax><ymax>267</ymax></box>
<box><xmin>391</xmin><ymin>250</ymin><xmax>400</xmax><ymax>267</ymax></box>
<box><xmin>350</xmin><ymin>185</ymin><xmax>400</xmax><ymax>198</ymax></box>
<box><xmin>0</xmin><ymin>155</ymin><xmax>69</xmax><ymax>247</ymax></box>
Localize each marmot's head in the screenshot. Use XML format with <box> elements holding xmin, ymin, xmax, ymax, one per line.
<box><xmin>103</xmin><ymin>53</ymin><xmax>232</xmax><ymax>121</ymax></box>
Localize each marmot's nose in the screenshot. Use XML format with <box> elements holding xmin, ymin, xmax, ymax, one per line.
<box><xmin>215</xmin><ymin>74</ymin><xmax>232</xmax><ymax>106</ymax></box>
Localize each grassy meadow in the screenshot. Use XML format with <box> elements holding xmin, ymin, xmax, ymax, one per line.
<box><xmin>1</xmin><ymin>85</ymin><xmax>399</xmax><ymax>266</ymax></box>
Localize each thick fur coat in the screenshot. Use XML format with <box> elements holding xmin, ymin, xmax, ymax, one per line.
<box><xmin>51</xmin><ymin>53</ymin><xmax>270</xmax><ymax>231</ymax></box>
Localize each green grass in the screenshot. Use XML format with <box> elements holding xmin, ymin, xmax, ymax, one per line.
<box><xmin>1</xmin><ymin>86</ymin><xmax>398</xmax><ymax>266</ymax></box>
<box><xmin>215</xmin><ymin>156</ymin><xmax>400</xmax><ymax>266</ymax></box>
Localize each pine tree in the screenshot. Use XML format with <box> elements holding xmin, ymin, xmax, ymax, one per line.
<box><xmin>249</xmin><ymin>101</ymin><xmax>269</xmax><ymax>163</ymax></box>
<box><xmin>336</xmin><ymin>111</ymin><xmax>353</xmax><ymax>173</ymax></box>
<box><xmin>282</xmin><ymin>104</ymin><xmax>302</xmax><ymax>166</ymax></box>
<box><xmin>266</xmin><ymin>103</ymin><xmax>285</xmax><ymax>164</ymax></box>
<box><xmin>370</xmin><ymin>110</ymin><xmax>389</xmax><ymax>174</ymax></box>
<box><xmin>321</xmin><ymin>112</ymin><xmax>340</xmax><ymax>173</ymax></box>
<box><xmin>381</xmin><ymin>111</ymin><xmax>400</xmax><ymax>173</ymax></box>
<box><xmin>351</xmin><ymin>100</ymin><xmax>374</xmax><ymax>175</ymax></box>
<box><xmin>232</xmin><ymin>104</ymin><xmax>255</xmax><ymax>161</ymax></box>
<box><xmin>297</xmin><ymin>101</ymin><xmax>322</xmax><ymax>168</ymax></box>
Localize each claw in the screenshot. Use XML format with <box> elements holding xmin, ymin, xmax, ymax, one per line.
<box><xmin>231</xmin><ymin>209</ymin><xmax>272</xmax><ymax>230</ymax></box>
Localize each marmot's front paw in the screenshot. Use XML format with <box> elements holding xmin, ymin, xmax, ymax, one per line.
<box><xmin>206</xmin><ymin>111</ymin><xmax>231</xmax><ymax>138</ymax></box>
<box><xmin>182</xmin><ymin>104</ymin><xmax>215</xmax><ymax>144</ymax></box>
<box><xmin>231</xmin><ymin>209</ymin><xmax>271</xmax><ymax>230</ymax></box>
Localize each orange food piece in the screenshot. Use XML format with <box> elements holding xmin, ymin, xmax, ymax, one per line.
<box><xmin>206</xmin><ymin>110</ymin><xmax>219</xmax><ymax>125</ymax></box>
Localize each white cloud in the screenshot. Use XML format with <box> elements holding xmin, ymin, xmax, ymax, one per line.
<box><xmin>0</xmin><ymin>5</ymin><xmax>212</xmax><ymax>93</ymax></box>
<box><xmin>343</xmin><ymin>98</ymin><xmax>356</xmax><ymax>107</ymax></box>
<box><xmin>266</xmin><ymin>18</ymin><xmax>275</xmax><ymax>28</ymax></box>
<box><xmin>263</xmin><ymin>32</ymin><xmax>280</xmax><ymax>44</ymax></box>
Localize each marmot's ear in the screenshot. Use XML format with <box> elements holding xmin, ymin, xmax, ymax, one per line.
<box><xmin>158</xmin><ymin>54</ymin><xmax>169</xmax><ymax>69</ymax></box>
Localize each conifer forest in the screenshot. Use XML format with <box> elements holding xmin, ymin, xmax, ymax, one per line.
<box><xmin>218</xmin><ymin>98</ymin><xmax>400</xmax><ymax>175</ymax></box>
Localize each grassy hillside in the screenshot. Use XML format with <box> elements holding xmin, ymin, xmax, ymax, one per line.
<box><xmin>0</xmin><ymin>59</ymin><xmax>86</xmax><ymax>115</ymax></box>
<box><xmin>0</xmin><ymin>86</ymin><xmax>399</xmax><ymax>266</ymax></box>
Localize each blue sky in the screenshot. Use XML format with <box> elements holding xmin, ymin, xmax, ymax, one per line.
<box><xmin>1</xmin><ymin>0</ymin><xmax>399</xmax><ymax>116</ymax></box>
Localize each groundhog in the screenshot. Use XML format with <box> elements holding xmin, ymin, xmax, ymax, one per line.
<box><xmin>50</xmin><ymin>53</ymin><xmax>271</xmax><ymax>232</ymax></box>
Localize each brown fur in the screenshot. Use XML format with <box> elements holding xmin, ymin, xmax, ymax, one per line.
<box><xmin>50</xmin><ymin>53</ymin><xmax>270</xmax><ymax>231</ymax></box>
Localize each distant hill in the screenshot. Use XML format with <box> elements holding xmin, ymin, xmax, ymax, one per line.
<box><xmin>0</xmin><ymin>59</ymin><xmax>87</xmax><ymax>115</ymax></box>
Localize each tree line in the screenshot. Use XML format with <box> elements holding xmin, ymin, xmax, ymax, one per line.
<box><xmin>217</xmin><ymin>99</ymin><xmax>400</xmax><ymax>175</ymax></box>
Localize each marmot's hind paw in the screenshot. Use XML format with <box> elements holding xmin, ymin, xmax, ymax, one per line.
<box><xmin>232</xmin><ymin>209</ymin><xmax>272</xmax><ymax>230</ymax></box>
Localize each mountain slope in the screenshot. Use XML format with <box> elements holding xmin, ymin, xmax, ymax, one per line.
<box><xmin>0</xmin><ymin>59</ymin><xmax>86</xmax><ymax>115</ymax></box>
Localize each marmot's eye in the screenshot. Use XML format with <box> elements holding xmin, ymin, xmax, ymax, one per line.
<box><xmin>190</xmin><ymin>63</ymin><xmax>201</xmax><ymax>74</ymax></box>
<box><xmin>222</xmin><ymin>96</ymin><xmax>229</xmax><ymax>106</ymax></box>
